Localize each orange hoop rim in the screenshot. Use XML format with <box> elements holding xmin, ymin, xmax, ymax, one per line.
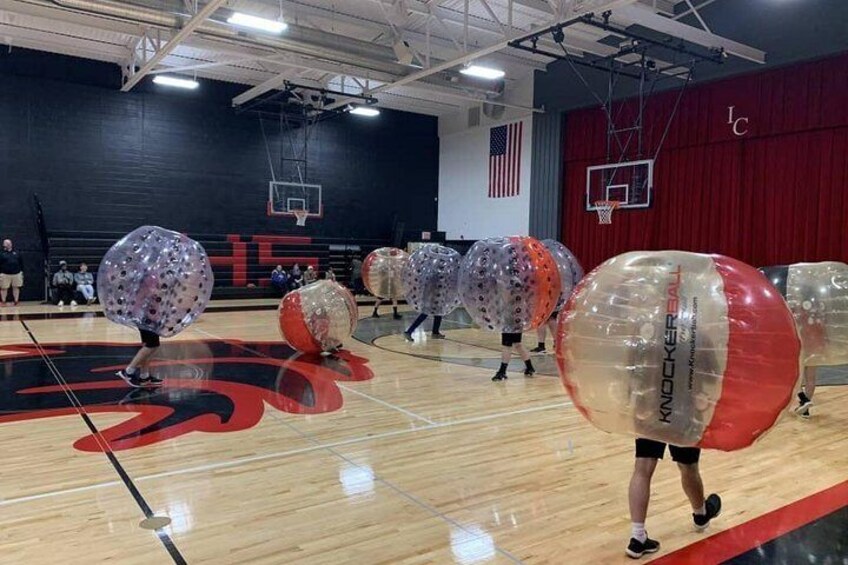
<box><xmin>594</xmin><ymin>200</ymin><xmax>620</xmax><ymax>225</ymax></box>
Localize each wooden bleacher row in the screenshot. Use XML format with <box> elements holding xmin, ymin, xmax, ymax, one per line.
<box><xmin>47</xmin><ymin>231</ymin><xmax>389</xmax><ymax>299</ymax></box>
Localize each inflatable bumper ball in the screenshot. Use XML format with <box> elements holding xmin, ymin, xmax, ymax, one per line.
<box><xmin>279</xmin><ymin>280</ymin><xmax>358</xmax><ymax>354</ymax></box>
<box><xmin>362</xmin><ymin>247</ymin><xmax>409</xmax><ymax>300</ymax></box>
<box><xmin>402</xmin><ymin>244</ymin><xmax>462</xmax><ymax>316</ymax></box>
<box><xmin>97</xmin><ymin>226</ymin><xmax>214</xmax><ymax>337</ymax></box>
<box><xmin>760</xmin><ymin>262</ymin><xmax>848</xmax><ymax>366</ymax></box>
<box><xmin>458</xmin><ymin>236</ymin><xmax>561</xmax><ymax>333</ymax></box>
<box><xmin>557</xmin><ymin>251</ymin><xmax>801</xmax><ymax>451</ymax></box>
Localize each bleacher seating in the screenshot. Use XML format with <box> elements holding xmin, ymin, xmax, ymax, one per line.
<box><xmin>46</xmin><ymin>231</ymin><xmax>389</xmax><ymax>300</ymax></box>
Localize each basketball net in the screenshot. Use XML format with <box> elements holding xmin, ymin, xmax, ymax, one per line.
<box><xmin>594</xmin><ymin>200</ymin><xmax>620</xmax><ymax>225</ymax></box>
<box><xmin>293</xmin><ymin>210</ymin><xmax>308</xmax><ymax>227</ymax></box>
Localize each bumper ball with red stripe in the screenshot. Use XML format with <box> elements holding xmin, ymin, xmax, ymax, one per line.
<box><xmin>759</xmin><ymin>262</ymin><xmax>848</xmax><ymax>366</ymax></box>
<box><xmin>362</xmin><ymin>247</ymin><xmax>410</xmax><ymax>300</ymax></box>
<box><xmin>278</xmin><ymin>280</ymin><xmax>358</xmax><ymax>354</ymax></box>
<box><xmin>556</xmin><ymin>251</ymin><xmax>801</xmax><ymax>451</ymax></box>
<box><xmin>459</xmin><ymin>236</ymin><xmax>561</xmax><ymax>333</ymax></box>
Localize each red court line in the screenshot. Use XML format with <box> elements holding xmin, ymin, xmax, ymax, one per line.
<box><xmin>652</xmin><ymin>479</ymin><xmax>848</xmax><ymax>564</ymax></box>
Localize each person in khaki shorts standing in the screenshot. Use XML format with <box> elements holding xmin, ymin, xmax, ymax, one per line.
<box><xmin>0</xmin><ymin>239</ymin><xmax>24</xmax><ymax>306</ymax></box>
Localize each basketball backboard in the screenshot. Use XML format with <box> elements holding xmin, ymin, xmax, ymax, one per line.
<box><xmin>586</xmin><ymin>159</ymin><xmax>653</xmax><ymax>211</ymax></box>
<box><xmin>268</xmin><ymin>182</ymin><xmax>323</xmax><ymax>218</ymax></box>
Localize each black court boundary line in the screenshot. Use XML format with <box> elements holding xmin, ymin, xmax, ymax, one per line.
<box><xmin>18</xmin><ymin>320</ymin><xmax>187</xmax><ymax>565</ymax></box>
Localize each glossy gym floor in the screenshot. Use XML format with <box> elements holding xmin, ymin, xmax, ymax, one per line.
<box><xmin>0</xmin><ymin>300</ymin><xmax>846</xmax><ymax>564</ymax></box>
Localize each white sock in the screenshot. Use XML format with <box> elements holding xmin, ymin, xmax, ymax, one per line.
<box><xmin>694</xmin><ymin>504</ymin><xmax>706</xmax><ymax>516</ymax></box>
<box><xmin>631</xmin><ymin>522</ymin><xmax>647</xmax><ymax>543</ymax></box>
<box><xmin>126</xmin><ymin>367</ymin><xmax>137</xmax><ymax>376</ymax></box>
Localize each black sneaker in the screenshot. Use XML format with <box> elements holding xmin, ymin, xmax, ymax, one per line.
<box><xmin>524</xmin><ymin>366</ymin><xmax>536</xmax><ymax>377</ymax></box>
<box><xmin>793</xmin><ymin>392</ymin><xmax>813</xmax><ymax>416</ymax></box>
<box><xmin>144</xmin><ymin>374</ymin><xmax>164</xmax><ymax>388</ymax></box>
<box><xmin>117</xmin><ymin>369</ymin><xmax>145</xmax><ymax>389</ymax></box>
<box><xmin>492</xmin><ymin>371</ymin><xmax>508</xmax><ymax>382</ymax></box>
<box><xmin>625</xmin><ymin>537</ymin><xmax>660</xmax><ymax>559</ymax></box>
<box><xmin>371</xmin><ymin>311</ymin><xmax>380</xmax><ymax>318</ymax></box>
<box><xmin>694</xmin><ymin>493</ymin><xmax>722</xmax><ymax>531</ymax></box>
<box><xmin>392</xmin><ymin>313</ymin><xmax>402</xmax><ymax>320</ymax></box>
<box><xmin>431</xmin><ymin>332</ymin><xmax>446</xmax><ymax>339</ymax></box>
<box><xmin>403</xmin><ymin>332</ymin><xmax>414</xmax><ymax>342</ymax></box>
<box><xmin>530</xmin><ymin>345</ymin><xmax>546</xmax><ymax>353</ymax></box>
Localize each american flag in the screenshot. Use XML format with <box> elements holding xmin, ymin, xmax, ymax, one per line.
<box><xmin>488</xmin><ymin>121</ymin><xmax>523</xmax><ymax>198</ymax></box>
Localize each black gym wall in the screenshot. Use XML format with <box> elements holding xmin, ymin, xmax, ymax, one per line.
<box><xmin>0</xmin><ymin>48</ymin><xmax>439</xmax><ymax>300</ymax></box>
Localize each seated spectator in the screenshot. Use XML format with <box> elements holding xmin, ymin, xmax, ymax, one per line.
<box><xmin>53</xmin><ymin>261</ymin><xmax>76</xmax><ymax>306</ymax></box>
<box><xmin>290</xmin><ymin>264</ymin><xmax>304</xmax><ymax>290</ymax></box>
<box><xmin>271</xmin><ymin>265</ymin><xmax>288</xmax><ymax>296</ymax></box>
<box><xmin>303</xmin><ymin>265</ymin><xmax>318</xmax><ymax>285</ymax></box>
<box><xmin>325</xmin><ymin>267</ymin><xmax>336</xmax><ymax>282</ymax></box>
<box><xmin>74</xmin><ymin>262</ymin><xmax>96</xmax><ymax>305</ymax></box>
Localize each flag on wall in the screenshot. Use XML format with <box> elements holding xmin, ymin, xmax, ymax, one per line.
<box><xmin>488</xmin><ymin>121</ymin><xmax>523</xmax><ymax>198</ymax></box>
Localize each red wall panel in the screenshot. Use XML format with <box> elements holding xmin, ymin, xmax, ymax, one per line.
<box><xmin>562</xmin><ymin>53</ymin><xmax>848</xmax><ymax>271</ymax></box>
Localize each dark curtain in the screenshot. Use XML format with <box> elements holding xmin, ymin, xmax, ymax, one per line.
<box><xmin>561</xmin><ymin>52</ymin><xmax>848</xmax><ymax>271</ymax></box>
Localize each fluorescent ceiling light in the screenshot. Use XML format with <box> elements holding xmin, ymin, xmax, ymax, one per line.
<box><xmin>153</xmin><ymin>75</ymin><xmax>199</xmax><ymax>89</ymax></box>
<box><xmin>227</xmin><ymin>12</ymin><xmax>288</xmax><ymax>34</ymax></box>
<box><xmin>460</xmin><ymin>65</ymin><xmax>505</xmax><ymax>80</ymax></box>
<box><xmin>349</xmin><ymin>106</ymin><xmax>380</xmax><ymax>117</ymax></box>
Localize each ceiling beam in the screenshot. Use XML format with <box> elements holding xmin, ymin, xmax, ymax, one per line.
<box><xmin>611</xmin><ymin>3</ymin><xmax>766</xmax><ymax>63</ymax></box>
<box><xmin>120</xmin><ymin>0</ymin><xmax>227</xmax><ymax>91</ymax></box>
<box><xmin>325</xmin><ymin>0</ymin><xmax>639</xmax><ymax>111</ymax></box>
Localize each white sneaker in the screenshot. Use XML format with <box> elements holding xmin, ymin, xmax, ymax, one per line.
<box><xmin>58</xmin><ymin>301</ymin><xmax>64</xmax><ymax>306</ymax></box>
<box><xmin>70</xmin><ymin>300</ymin><xmax>78</xmax><ymax>307</ymax></box>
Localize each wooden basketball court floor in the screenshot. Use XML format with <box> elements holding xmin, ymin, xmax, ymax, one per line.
<box><xmin>0</xmin><ymin>300</ymin><xmax>846</xmax><ymax>564</ymax></box>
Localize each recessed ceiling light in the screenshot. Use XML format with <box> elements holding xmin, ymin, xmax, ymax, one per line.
<box><xmin>152</xmin><ymin>75</ymin><xmax>199</xmax><ymax>89</ymax></box>
<box><xmin>227</xmin><ymin>12</ymin><xmax>288</xmax><ymax>34</ymax></box>
<box><xmin>349</xmin><ymin>106</ymin><xmax>380</xmax><ymax>117</ymax></box>
<box><xmin>460</xmin><ymin>65</ymin><xmax>505</xmax><ymax>80</ymax></box>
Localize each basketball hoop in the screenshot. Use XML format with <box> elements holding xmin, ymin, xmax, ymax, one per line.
<box><xmin>594</xmin><ymin>200</ymin><xmax>620</xmax><ymax>225</ymax></box>
<box><xmin>293</xmin><ymin>209</ymin><xmax>308</xmax><ymax>227</ymax></box>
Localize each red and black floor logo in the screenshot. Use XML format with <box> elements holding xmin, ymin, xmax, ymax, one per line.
<box><xmin>0</xmin><ymin>340</ymin><xmax>373</xmax><ymax>452</ymax></box>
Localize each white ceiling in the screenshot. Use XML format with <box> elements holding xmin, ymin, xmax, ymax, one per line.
<box><xmin>0</xmin><ymin>0</ymin><xmax>762</xmax><ymax>116</ymax></box>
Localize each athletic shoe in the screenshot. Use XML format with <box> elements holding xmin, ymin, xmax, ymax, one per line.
<box><xmin>403</xmin><ymin>332</ymin><xmax>414</xmax><ymax>342</ymax></box>
<box><xmin>530</xmin><ymin>345</ymin><xmax>546</xmax><ymax>353</ymax></box>
<box><xmin>431</xmin><ymin>332</ymin><xmax>446</xmax><ymax>339</ymax></box>
<box><xmin>70</xmin><ymin>300</ymin><xmax>78</xmax><ymax>307</ymax></box>
<box><xmin>625</xmin><ymin>537</ymin><xmax>660</xmax><ymax>559</ymax></box>
<box><xmin>694</xmin><ymin>493</ymin><xmax>722</xmax><ymax>531</ymax></box>
<box><xmin>492</xmin><ymin>371</ymin><xmax>508</xmax><ymax>382</ymax></box>
<box><xmin>393</xmin><ymin>313</ymin><xmax>402</xmax><ymax>320</ymax></box>
<box><xmin>371</xmin><ymin>311</ymin><xmax>380</xmax><ymax>318</ymax></box>
<box><xmin>116</xmin><ymin>369</ymin><xmax>146</xmax><ymax>388</ymax></box>
<box><xmin>57</xmin><ymin>301</ymin><xmax>64</xmax><ymax>307</ymax></box>
<box><xmin>144</xmin><ymin>375</ymin><xmax>164</xmax><ymax>388</ymax></box>
<box><xmin>794</xmin><ymin>392</ymin><xmax>813</xmax><ymax>416</ymax></box>
<box><xmin>524</xmin><ymin>366</ymin><xmax>536</xmax><ymax>377</ymax></box>
<box><xmin>799</xmin><ymin>407</ymin><xmax>811</xmax><ymax>419</ymax></box>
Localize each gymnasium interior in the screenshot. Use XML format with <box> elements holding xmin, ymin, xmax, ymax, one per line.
<box><xmin>1</xmin><ymin>0</ymin><xmax>847</xmax><ymax>563</ymax></box>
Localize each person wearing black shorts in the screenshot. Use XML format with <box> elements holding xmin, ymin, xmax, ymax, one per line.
<box><xmin>626</xmin><ymin>438</ymin><xmax>722</xmax><ymax>559</ymax></box>
<box><xmin>530</xmin><ymin>309</ymin><xmax>559</xmax><ymax>353</ymax></box>
<box><xmin>116</xmin><ymin>329</ymin><xmax>163</xmax><ymax>388</ymax></box>
<box><xmin>492</xmin><ymin>332</ymin><xmax>535</xmax><ymax>381</ymax></box>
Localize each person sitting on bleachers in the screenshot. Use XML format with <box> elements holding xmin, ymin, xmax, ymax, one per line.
<box><xmin>52</xmin><ymin>261</ymin><xmax>76</xmax><ymax>306</ymax></box>
<box><xmin>271</xmin><ymin>265</ymin><xmax>288</xmax><ymax>296</ymax></box>
<box><xmin>291</xmin><ymin>264</ymin><xmax>304</xmax><ymax>290</ymax></box>
<box><xmin>74</xmin><ymin>262</ymin><xmax>96</xmax><ymax>305</ymax></box>
<box><xmin>303</xmin><ymin>265</ymin><xmax>318</xmax><ymax>285</ymax></box>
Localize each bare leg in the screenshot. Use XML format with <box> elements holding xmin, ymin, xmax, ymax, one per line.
<box><xmin>515</xmin><ymin>343</ymin><xmax>531</xmax><ymax>362</ymax></box>
<box><xmin>803</xmin><ymin>366</ymin><xmax>817</xmax><ymax>401</ymax></box>
<box><xmin>12</xmin><ymin>287</ymin><xmax>20</xmax><ymax>304</ymax></box>
<box><xmin>629</xmin><ymin>457</ymin><xmax>658</xmax><ymax>524</ymax></box>
<box><xmin>501</xmin><ymin>345</ymin><xmax>512</xmax><ymax>365</ymax></box>
<box><xmin>678</xmin><ymin>463</ymin><xmax>706</xmax><ymax>512</ymax></box>
<box><xmin>536</xmin><ymin>324</ymin><xmax>548</xmax><ymax>344</ymax></box>
<box><xmin>127</xmin><ymin>346</ymin><xmax>157</xmax><ymax>374</ymax></box>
